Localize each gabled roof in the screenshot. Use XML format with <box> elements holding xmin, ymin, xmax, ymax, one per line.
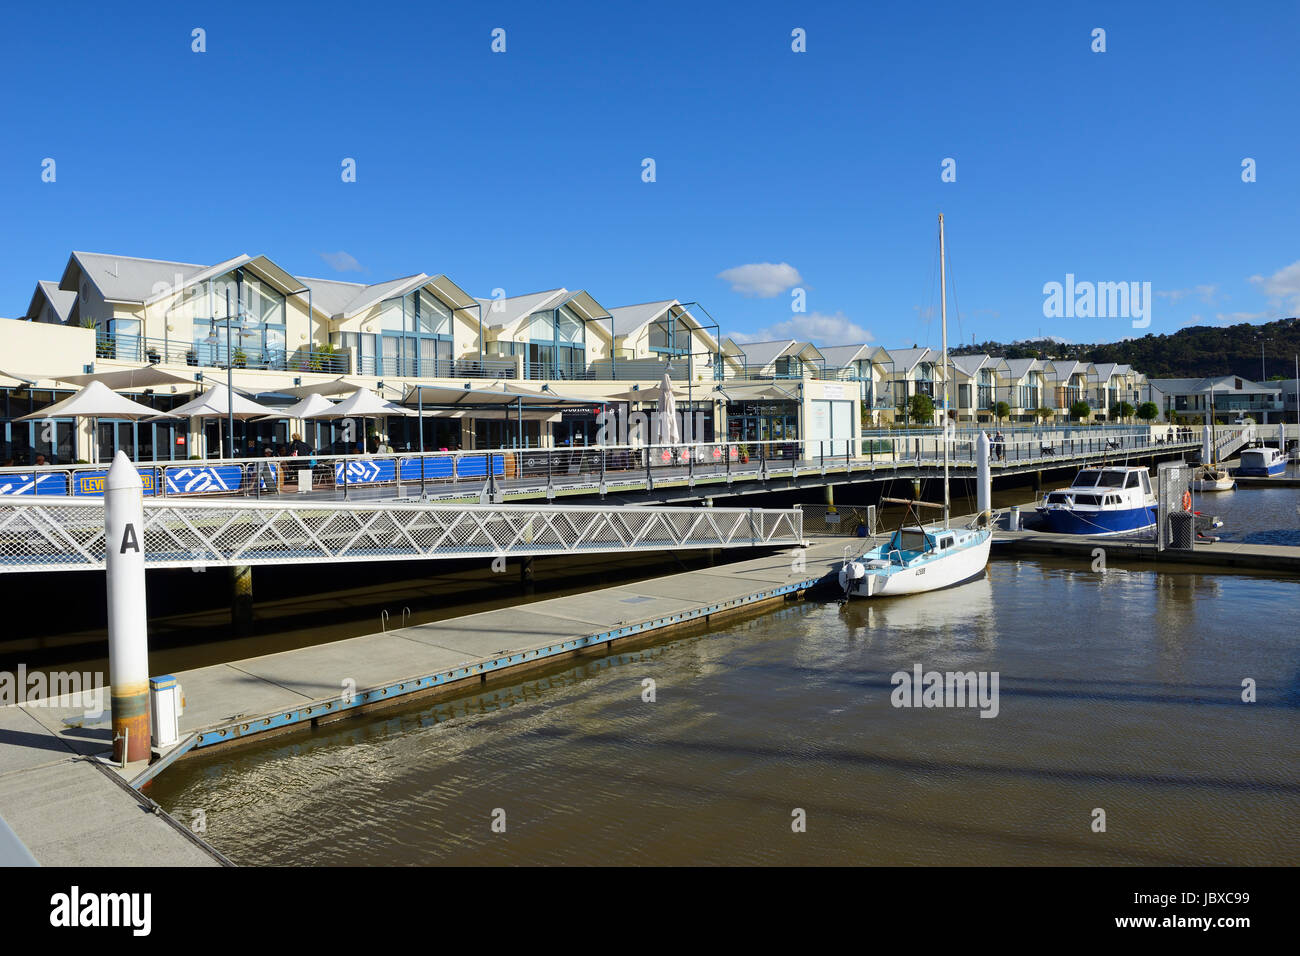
<box><xmin>1091</xmin><ymin>362</ymin><xmax>1120</xmax><ymax>381</ymax></box>
<box><xmin>1048</xmin><ymin>359</ymin><xmax>1084</xmax><ymax>381</ymax></box>
<box><xmin>300</xmin><ymin>276</ymin><xmax>369</xmax><ymax>317</ymax></box>
<box><xmin>609</xmin><ymin>300</ymin><xmax>677</xmax><ymax>338</ymax></box>
<box><xmin>475</xmin><ymin>289</ymin><xmax>568</xmax><ymax>333</ymax></box>
<box><xmin>26</xmin><ymin>281</ymin><xmax>77</xmax><ymax>322</ymax></box>
<box><xmin>886</xmin><ymin>347</ymin><xmax>933</xmax><ymax>374</ymax></box>
<box><xmin>950</xmin><ymin>353</ymin><xmax>992</xmax><ymax>377</ymax></box>
<box><xmin>608</xmin><ymin>299</ymin><xmax>717</xmax><ymax>350</ymax></box>
<box><xmin>734</xmin><ymin>339</ymin><xmax>825</xmax><ymax>369</ymax></box>
<box><xmin>818</xmin><ymin>343</ymin><xmax>886</xmax><ymax>367</ymax></box>
<box><xmin>998</xmin><ymin>358</ymin><xmax>1046</xmax><ymax>382</ymax></box>
<box><xmin>59</xmin><ymin>252</ymin><xmax>209</xmax><ymax>304</ymax></box>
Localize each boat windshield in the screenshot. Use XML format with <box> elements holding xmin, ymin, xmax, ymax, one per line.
<box><xmin>895</xmin><ymin>529</ymin><xmax>931</xmax><ymax>552</ymax></box>
<box><xmin>1095</xmin><ymin>471</ymin><xmax>1126</xmax><ymax>487</ymax></box>
<box><xmin>1073</xmin><ymin>471</ymin><xmax>1101</xmax><ymax>486</ymax></box>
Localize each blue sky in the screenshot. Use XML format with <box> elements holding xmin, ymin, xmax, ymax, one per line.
<box><xmin>2</xmin><ymin>0</ymin><xmax>1298</xmax><ymax>352</ymax></box>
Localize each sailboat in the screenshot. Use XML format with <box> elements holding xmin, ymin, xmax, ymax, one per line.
<box><xmin>838</xmin><ymin>214</ymin><xmax>992</xmax><ymax>599</ymax></box>
<box><xmin>1191</xmin><ymin>383</ymin><xmax>1234</xmax><ymax>491</ymax></box>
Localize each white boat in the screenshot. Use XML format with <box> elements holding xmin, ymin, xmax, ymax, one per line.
<box><xmin>1191</xmin><ymin>386</ymin><xmax>1235</xmax><ymax>490</ymax></box>
<box><xmin>1191</xmin><ymin>464</ymin><xmax>1234</xmax><ymax>492</ymax></box>
<box><xmin>839</xmin><ymin>525</ymin><xmax>992</xmax><ymax>597</ymax></box>
<box><xmin>839</xmin><ymin>214</ymin><xmax>991</xmax><ymax>600</ymax></box>
<box><xmin>1036</xmin><ymin>465</ymin><xmax>1157</xmax><ymax>536</ymax></box>
<box><xmin>1234</xmin><ymin>446</ymin><xmax>1287</xmax><ymax>477</ymax></box>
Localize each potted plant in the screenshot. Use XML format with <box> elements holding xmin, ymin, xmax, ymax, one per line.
<box><xmin>185</xmin><ymin>348</ymin><xmax>198</xmax><ymax>366</ymax></box>
<box><xmin>146</xmin><ymin>346</ymin><xmax>162</xmax><ymax>364</ymax></box>
<box><xmin>232</xmin><ymin>348</ymin><xmax>248</xmax><ymax>368</ymax></box>
<box><xmin>738</xmin><ymin>444</ymin><xmax>750</xmax><ymax>464</ymax></box>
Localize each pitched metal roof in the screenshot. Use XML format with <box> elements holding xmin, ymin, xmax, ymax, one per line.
<box><xmin>59</xmin><ymin>252</ymin><xmax>209</xmax><ymax>303</ymax></box>
<box><xmin>608</xmin><ymin>300</ymin><xmax>677</xmax><ymax>337</ymax></box>
<box><xmin>886</xmin><ymin>347</ymin><xmax>933</xmax><ymax>374</ymax></box>
<box><xmin>950</xmin><ymin>353</ymin><xmax>992</xmax><ymax>377</ymax></box>
<box><xmin>474</xmin><ymin>289</ymin><xmax>568</xmax><ymax>332</ymax></box>
<box><xmin>26</xmin><ymin>281</ymin><xmax>77</xmax><ymax>322</ymax></box>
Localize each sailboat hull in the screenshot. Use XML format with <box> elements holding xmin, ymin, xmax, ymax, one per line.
<box><xmin>840</xmin><ymin>529</ymin><xmax>992</xmax><ymax>599</ymax></box>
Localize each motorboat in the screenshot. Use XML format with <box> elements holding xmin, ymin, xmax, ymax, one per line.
<box><xmin>1035</xmin><ymin>465</ymin><xmax>1157</xmax><ymax>536</ymax></box>
<box><xmin>1234</xmin><ymin>446</ymin><xmax>1287</xmax><ymax>477</ymax></box>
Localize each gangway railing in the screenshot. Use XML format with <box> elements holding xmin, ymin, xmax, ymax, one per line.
<box><xmin>0</xmin><ymin>430</ymin><xmax>1200</xmax><ymax>505</ymax></box>
<box><xmin>0</xmin><ymin>498</ymin><xmax>804</xmax><ymax>573</ymax></box>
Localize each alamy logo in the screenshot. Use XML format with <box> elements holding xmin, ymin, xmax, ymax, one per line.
<box><xmin>1042</xmin><ymin>274</ymin><xmax>1152</xmax><ymax>329</ymax></box>
<box><xmin>49</xmin><ymin>887</ymin><xmax>151</xmax><ymax>936</ymax></box>
<box><xmin>890</xmin><ymin>663</ymin><xmax>1000</xmax><ymax>718</ymax></box>
<box><xmin>0</xmin><ymin>666</ymin><xmax>104</xmax><ymax>717</ymax></box>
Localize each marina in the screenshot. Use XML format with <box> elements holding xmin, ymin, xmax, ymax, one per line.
<box><xmin>2</xmin><ymin>2</ymin><xmax>1299</xmax><ymax>907</ymax></box>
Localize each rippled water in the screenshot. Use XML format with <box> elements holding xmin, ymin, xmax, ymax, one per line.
<box><xmin>150</xmin><ymin>560</ymin><xmax>1300</xmax><ymax>866</ymax></box>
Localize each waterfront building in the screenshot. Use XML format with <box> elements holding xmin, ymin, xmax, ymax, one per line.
<box><xmin>1144</xmin><ymin>375</ymin><xmax>1285</xmax><ymax>424</ymax></box>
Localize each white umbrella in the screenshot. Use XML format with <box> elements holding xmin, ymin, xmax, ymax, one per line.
<box><xmin>17</xmin><ymin>380</ymin><xmax>179</xmax><ymax>463</ymax></box>
<box><xmin>256</xmin><ymin>392</ymin><xmax>338</xmax><ymax>421</ymax></box>
<box><xmin>58</xmin><ymin>366</ymin><xmax>196</xmax><ymax>390</ymax></box>
<box><xmin>300</xmin><ymin>387</ymin><xmax>414</xmax><ymax>454</ymax></box>
<box><xmin>656</xmin><ymin>372</ymin><xmax>681</xmax><ymax>445</ymax></box>
<box><xmin>302</xmin><ymin>387</ymin><xmax>415</xmax><ymax>419</ymax></box>
<box><xmin>151</xmin><ymin>384</ymin><xmax>279</xmax><ymax>421</ymax></box>
<box><xmin>17</xmin><ymin>380</ymin><xmax>175</xmax><ymax>422</ymax></box>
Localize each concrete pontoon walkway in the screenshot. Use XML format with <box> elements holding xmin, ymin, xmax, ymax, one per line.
<box><xmin>0</xmin><ymin>702</ymin><xmax>226</xmax><ymax>865</ymax></box>
<box><xmin>150</xmin><ymin>538</ymin><xmax>849</xmax><ymax>764</ymax></box>
<box><xmin>993</xmin><ymin>529</ymin><xmax>1300</xmax><ymax>572</ymax></box>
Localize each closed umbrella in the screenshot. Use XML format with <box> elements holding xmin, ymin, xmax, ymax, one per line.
<box><xmin>656</xmin><ymin>372</ymin><xmax>681</xmax><ymax>446</ymax></box>
<box><xmin>18</xmin><ymin>380</ymin><xmax>178</xmax><ymax>462</ymax></box>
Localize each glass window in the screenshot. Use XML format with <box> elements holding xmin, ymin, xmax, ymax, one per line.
<box><xmin>416</xmin><ymin>290</ymin><xmax>451</xmax><ymax>335</ymax></box>
<box><xmin>380</xmin><ymin>297</ymin><xmax>404</xmax><ymax>331</ymax></box>
<box><xmin>528</xmin><ymin>312</ymin><xmax>553</xmax><ymax>339</ymax></box>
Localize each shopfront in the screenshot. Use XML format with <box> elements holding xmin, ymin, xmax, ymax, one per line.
<box><xmin>725</xmin><ymin>400</ymin><xmax>799</xmax><ymax>453</ymax></box>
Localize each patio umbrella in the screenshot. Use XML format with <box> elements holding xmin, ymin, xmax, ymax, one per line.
<box><xmin>300</xmin><ymin>387</ymin><xmax>414</xmax><ymax>453</ymax></box>
<box><xmin>58</xmin><ymin>366</ymin><xmax>196</xmax><ymax>390</ymax></box>
<box><xmin>17</xmin><ymin>379</ymin><xmax>179</xmax><ymax>462</ymax></box>
<box><xmin>656</xmin><ymin>372</ymin><xmax>681</xmax><ymax>446</ymax></box>
<box><xmin>147</xmin><ymin>384</ymin><xmax>280</xmax><ymax>458</ymax></box>
<box><xmin>255</xmin><ymin>392</ymin><xmax>338</xmax><ymax>421</ymax></box>
<box><xmin>150</xmin><ymin>383</ymin><xmax>279</xmax><ymax>420</ymax></box>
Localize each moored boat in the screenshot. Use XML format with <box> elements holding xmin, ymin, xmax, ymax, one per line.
<box><xmin>1191</xmin><ymin>464</ymin><xmax>1235</xmax><ymax>492</ymax></box>
<box><xmin>1233</xmin><ymin>446</ymin><xmax>1287</xmax><ymax>477</ymax></box>
<box><xmin>1036</xmin><ymin>465</ymin><xmax>1157</xmax><ymax>536</ymax></box>
<box><xmin>839</xmin><ymin>213</ymin><xmax>992</xmax><ymax>599</ymax></box>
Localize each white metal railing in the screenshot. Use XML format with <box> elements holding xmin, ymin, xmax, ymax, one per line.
<box><xmin>0</xmin><ymin>431</ymin><xmax>1200</xmax><ymax>504</ymax></box>
<box><xmin>0</xmin><ymin>497</ymin><xmax>804</xmax><ymax>573</ymax></box>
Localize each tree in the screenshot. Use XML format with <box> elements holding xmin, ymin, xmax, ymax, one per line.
<box><xmin>1136</xmin><ymin>401</ymin><xmax>1159</xmax><ymax>423</ymax></box>
<box><xmin>908</xmin><ymin>392</ymin><xmax>934</xmax><ymax>424</ymax></box>
<box><xmin>1033</xmin><ymin>407</ymin><xmax>1055</xmax><ymax>424</ymax></box>
<box><xmin>1069</xmin><ymin>399</ymin><xmax>1091</xmax><ymax>422</ymax></box>
<box><xmin>1109</xmin><ymin>401</ymin><xmax>1135</xmax><ymax>422</ymax></box>
<box><xmin>994</xmin><ymin>401</ymin><xmax>1011</xmax><ymax>423</ymax></box>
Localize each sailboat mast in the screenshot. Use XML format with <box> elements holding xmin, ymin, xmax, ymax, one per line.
<box><xmin>939</xmin><ymin>213</ymin><xmax>950</xmax><ymax>525</ymax></box>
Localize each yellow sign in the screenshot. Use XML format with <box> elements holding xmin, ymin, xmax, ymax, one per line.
<box><xmin>78</xmin><ymin>472</ymin><xmax>155</xmax><ymax>495</ymax></box>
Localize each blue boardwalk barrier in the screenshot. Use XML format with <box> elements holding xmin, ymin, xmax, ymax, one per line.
<box><xmin>72</xmin><ymin>468</ymin><xmax>160</xmax><ymax>497</ymax></box>
<box><xmin>0</xmin><ymin>472</ymin><xmax>70</xmax><ymax>496</ymax></box>
<box><xmin>163</xmin><ymin>464</ymin><xmax>244</xmax><ymax>495</ymax></box>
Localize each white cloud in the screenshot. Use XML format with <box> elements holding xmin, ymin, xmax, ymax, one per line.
<box><xmin>729</xmin><ymin>311</ymin><xmax>872</xmax><ymax>346</ymax></box>
<box><xmin>1248</xmin><ymin>260</ymin><xmax>1300</xmax><ymax>312</ymax></box>
<box><xmin>319</xmin><ymin>251</ymin><xmax>365</xmax><ymax>273</ymax></box>
<box><xmin>716</xmin><ymin>262</ymin><xmax>803</xmax><ymax>298</ymax></box>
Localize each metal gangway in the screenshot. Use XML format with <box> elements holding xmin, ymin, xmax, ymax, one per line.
<box><xmin>0</xmin><ymin>497</ymin><xmax>804</xmax><ymax>574</ymax></box>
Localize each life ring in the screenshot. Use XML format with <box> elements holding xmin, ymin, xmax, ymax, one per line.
<box><xmin>1181</xmin><ymin>490</ymin><xmax>1192</xmax><ymax>511</ymax></box>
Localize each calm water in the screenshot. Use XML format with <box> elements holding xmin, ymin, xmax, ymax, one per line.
<box><xmin>150</xmin><ymin>558</ymin><xmax>1300</xmax><ymax>866</ymax></box>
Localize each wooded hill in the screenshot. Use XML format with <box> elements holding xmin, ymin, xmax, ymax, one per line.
<box><xmin>952</xmin><ymin>317</ymin><xmax>1300</xmax><ymax>379</ymax></box>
